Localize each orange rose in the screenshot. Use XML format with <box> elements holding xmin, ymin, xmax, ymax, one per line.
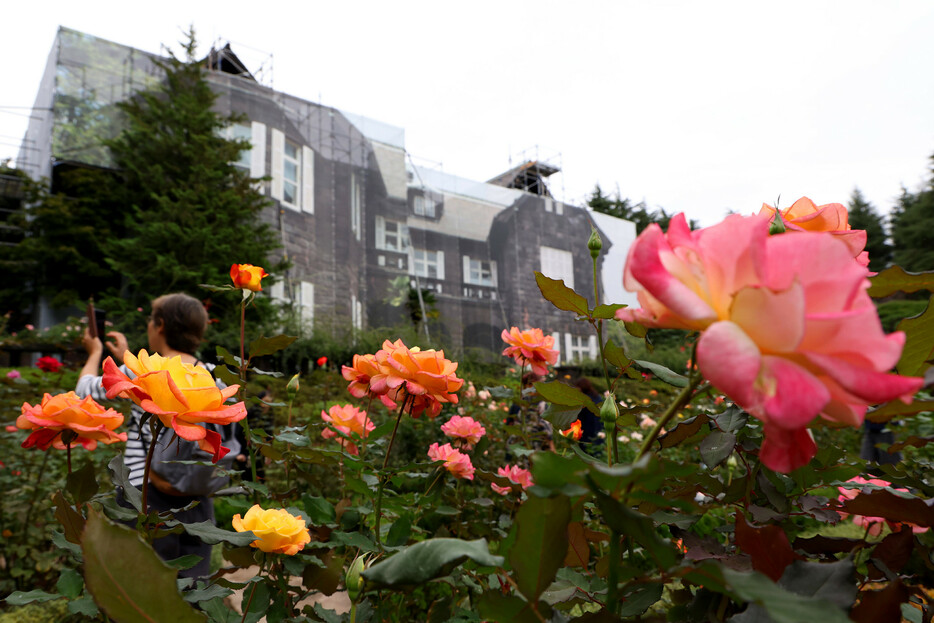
<box><xmin>230</xmin><ymin>263</ymin><xmax>269</xmax><ymax>291</ymax></box>
<box><xmin>342</xmin><ymin>340</ymin><xmax>463</xmax><ymax>418</ymax></box>
<box><xmin>102</xmin><ymin>350</ymin><xmax>246</xmax><ymax>461</ymax></box>
<box><xmin>18</xmin><ymin>392</ymin><xmax>127</xmax><ymax>450</ymax></box>
<box><xmin>232</xmin><ymin>505</ymin><xmax>311</xmax><ymax>555</ymax></box>
<box><xmin>560</xmin><ymin>419</ymin><xmax>582</xmax><ymax>441</ymax></box>
<box><xmin>758</xmin><ymin>197</ymin><xmax>867</xmax><ymax>263</ymax></box>
<box><xmin>501</xmin><ymin>327</ymin><xmax>559</xmax><ymax>376</ymax></box>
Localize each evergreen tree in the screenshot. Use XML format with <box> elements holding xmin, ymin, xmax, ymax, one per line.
<box><xmin>587</xmin><ymin>184</ymin><xmax>695</xmax><ymax>233</ymax></box>
<box><xmin>97</xmin><ymin>28</ymin><xmax>284</xmax><ymax>338</ymax></box>
<box><xmin>847</xmin><ymin>187</ymin><xmax>891</xmax><ymax>272</ymax></box>
<box><xmin>891</xmin><ymin>155</ymin><xmax>934</xmax><ymax>272</ymax></box>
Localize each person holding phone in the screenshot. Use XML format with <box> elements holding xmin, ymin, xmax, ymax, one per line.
<box><xmin>75</xmin><ymin>293</ymin><xmax>236</xmax><ymax>578</ymax></box>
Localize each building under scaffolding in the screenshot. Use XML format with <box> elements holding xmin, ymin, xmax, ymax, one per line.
<box><xmin>18</xmin><ymin>27</ymin><xmax>637</xmax><ymax>359</ymax></box>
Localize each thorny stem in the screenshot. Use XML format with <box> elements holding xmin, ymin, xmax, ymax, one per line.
<box><xmin>66</xmin><ymin>443</ymin><xmax>72</xmax><ymax>476</ymax></box>
<box><xmin>517</xmin><ymin>363</ymin><xmax>532</xmax><ymax>450</ymax></box>
<box><xmin>238</xmin><ymin>295</ymin><xmax>261</xmax><ymax>499</ymax></box>
<box><xmin>590</xmin><ymin>240</ymin><xmax>619</xmax><ymax>465</ymax></box>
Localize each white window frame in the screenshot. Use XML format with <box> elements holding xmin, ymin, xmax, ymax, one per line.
<box><xmin>462</xmin><ymin>256</ymin><xmax>497</xmax><ymax>287</ymax></box>
<box><xmin>351</xmin><ymin>172</ymin><xmax>362</xmax><ymax>241</ymax></box>
<box><xmin>414</xmin><ymin>194</ymin><xmax>436</xmax><ymax>218</ymax></box>
<box><xmin>566</xmin><ymin>334</ymin><xmax>596</xmax><ymax>362</ymax></box>
<box><xmin>299</xmin><ymin>281</ymin><xmax>314</xmax><ymax>331</ymax></box>
<box><xmin>410</xmin><ymin>249</ymin><xmax>445</xmax><ymax>280</ymax></box>
<box><xmin>540</xmin><ymin>246</ymin><xmax>574</xmax><ymax>290</ymax></box>
<box><xmin>282</xmin><ymin>139</ymin><xmax>301</xmax><ymax>209</ymax></box>
<box><xmin>375</xmin><ymin>216</ymin><xmax>409</xmax><ymax>253</ymax></box>
<box><xmin>226</xmin><ymin>123</ymin><xmax>252</xmax><ymax>173</ymax></box>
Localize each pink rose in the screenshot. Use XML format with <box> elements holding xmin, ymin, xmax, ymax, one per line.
<box><xmin>501</xmin><ymin>327</ymin><xmax>559</xmax><ymax>376</ymax></box>
<box><xmin>427</xmin><ymin>442</ymin><xmax>475</xmax><ymax>480</ymax></box>
<box><xmin>321</xmin><ymin>404</ymin><xmax>374</xmax><ymax>455</ymax></box>
<box><xmin>440</xmin><ymin>415</ymin><xmax>486</xmax><ymax>448</ymax></box>
<box><xmin>616</xmin><ymin>212</ymin><xmax>922</xmax><ymax>472</ymax></box>
<box><xmin>491</xmin><ymin>464</ymin><xmax>534</xmax><ymax>495</ymax></box>
<box><xmin>6</xmin><ymin>370</ymin><xmax>21</xmax><ymax>380</ymax></box>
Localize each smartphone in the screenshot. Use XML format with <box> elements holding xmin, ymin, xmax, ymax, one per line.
<box><xmin>86</xmin><ymin>298</ymin><xmax>106</xmax><ymax>343</ymax></box>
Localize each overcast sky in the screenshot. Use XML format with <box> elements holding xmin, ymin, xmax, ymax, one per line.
<box><xmin>2</xmin><ymin>1</ymin><xmax>933</xmax><ymax>226</ymax></box>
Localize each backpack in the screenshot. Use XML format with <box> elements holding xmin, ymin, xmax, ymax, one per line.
<box><xmin>150</xmin><ymin>423</ymin><xmax>240</xmax><ymax>497</ymax></box>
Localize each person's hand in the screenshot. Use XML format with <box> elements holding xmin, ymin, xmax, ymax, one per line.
<box><xmin>82</xmin><ymin>328</ymin><xmax>103</xmax><ymax>357</ymax></box>
<box><xmin>104</xmin><ymin>331</ymin><xmax>129</xmax><ymax>364</ymax></box>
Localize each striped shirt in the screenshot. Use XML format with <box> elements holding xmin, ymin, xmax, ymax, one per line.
<box><xmin>75</xmin><ymin>362</ymin><xmax>225</xmax><ymax>488</ymax></box>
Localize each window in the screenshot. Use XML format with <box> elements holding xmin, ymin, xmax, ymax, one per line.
<box><xmin>410</xmin><ymin>249</ymin><xmax>445</xmax><ymax>280</ymax></box>
<box><xmin>566</xmin><ymin>334</ymin><xmax>597</xmax><ymax>362</ymax></box>
<box><xmin>283</xmin><ymin>140</ymin><xmax>300</xmax><ymax>207</ymax></box>
<box><xmin>463</xmin><ymin>256</ymin><xmax>497</xmax><ymax>287</ymax></box>
<box><xmin>351</xmin><ymin>295</ymin><xmax>363</xmax><ymax>331</ymax></box>
<box><xmin>376</xmin><ymin>216</ymin><xmax>409</xmax><ymax>252</ymax></box>
<box><xmin>228</xmin><ymin>123</ymin><xmax>252</xmax><ymax>172</ymax></box>
<box><xmin>271</xmin><ymin>129</ymin><xmax>313</xmax><ymax>213</ymax></box>
<box><xmin>299</xmin><ymin>281</ymin><xmax>314</xmax><ymax>331</ymax></box>
<box><xmin>351</xmin><ymin>173</ymin><xmax>362</xmax><ymax>241</ymax></box>
<box><xmin>540</xmin><ymin>246</ymin><xmax>574</xmax><ymax>289</ymax></box>
<box><xmin>414</xmin><ymin>194</ymin><xmax>436</xmax><ymax>218</ymax></box>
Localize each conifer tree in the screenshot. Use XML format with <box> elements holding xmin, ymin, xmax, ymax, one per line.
<box><xmin>891</xmin><ymin>154</ymin><xmax>934</xmax><ymax>272</ymax></box>
<box><xmin>847</xmin><ymin>187</ymin><xmax>891</xmax><ymax>272</ymax></box>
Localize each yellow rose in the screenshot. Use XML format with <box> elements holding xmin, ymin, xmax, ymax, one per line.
<box><xmin>102</xmin><ymin>350</ymin><xmax>245</xmax><ymax>461</ymax></box>
<box><xmin>230</xmin><ymin>263</ymin><xmax>269</xmax><ymax>291</ymax></box>
<box><xmin>232</xmin><ymin>505</ymin><xmax>311</xmax><ymax>555</ymax></box>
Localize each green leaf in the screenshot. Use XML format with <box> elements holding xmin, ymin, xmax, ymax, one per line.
<box><xmin>248</xmin><ymin>334</ymin><xmax>298</xmax><ymax>358</ymax></box>
<box><xmin>66</xmin><ymin>460</ymin><xmax>99</xmax><ymax>506</ymax></box>
<box><xmin>199</xmin><ymin>596</ymin><xmax>241</xmax><ymax>622</ymax></box>
<box><xmin>723</xmin><ymin>566</ymin><xmax>852</xmax><ymax>623</ymax></box>
<box><xmin>81</xmin><ymin>510</ymin><xmax>206</xmax><ymax>622</ymax></box>
<box><xmin>618</xmin><ymin>582</ymin><xmax>664</xmax><ymax>617</ymax></box>
<box><xmin>713</xmin><ymin>406</ymin><xmax>748</xmax><ymax>433</ymax></box>
<box><xmin>542</xmin><ymin>405</ymin><xmax>583</xmax><ymax>430</ymax></box>
<box><xmin>867</xmin><ymin>399</ymin><xmax>934</xmax><ymax>424</ymax></box>
<box><xmin>363</xmin><ymin>538</ymin><xmax>503</xmax><ymax>588</ymax></box>
<box><xmin>487</xmin><ymin>385</ymin><xmax>514</xmax><ymax>399</ymax></box>
<box><xmin>275</xmin><ymin>431</ymin><xmax>310</xmax><ymax>446</ymax></box>
<box><xmin>895</xmin><ymin>294</ymin><xmax>934</xmax><ymax>376</ymax></box>
<box><xmin>509</xmin><ymin>495</ymin><xmax>571</xmax><ymax>603</ymax></box>
<box><xmin>633</xmin><ymin>360</ymin><xmax>688</xmax><ymax>387</ymax></box>
<box><xmin>699</xmin><ymin>431</ymin><xmax>736</xmax><ymax>468</ymax></box>
<box><xmin>386</xmin><ymin>514</ymin><xmax>413</xmax><ymax>547</ymax></box>
<box><xmin>4</xmin><ymin>590</ymin><xmax>61</xmax><ymax>605</ymax></box>
<box><xmin>303</xmin><ymin>495</ymin><xmax>337</xmax><ymax>525</ymax></box>
<box><xmin>52</xmin><ymin>491</ymin><xmax>85</xmax><ymax>545</ymax></box>
<box><xmin>182</xmin><ymin>521</ymin><xmax>257</xmax><ymax>546</ymax></box>
<box><xmin>215</xmin><ymin>345</ymin><xmax>242</xmax><ymax>367</ymax></box>
<box><xmin>659</xmin><ymin>414</ymin><xmax>710</xmax><ymax>449</ymax></box>
<box><xmin>534</xmin><ymin>381</ymin><xmax>598</xmax><ymax>414</ymax></box>
<box><xmin>56</xmin><ymin>567</ymin><xmax>84</xmax><ymax>599</ymax></box>
<box><xmin>165</xmin><ymin>555</ymin><xmax>203</xmax><ymax>570</ymax></box>
<box><xmin>67</xmin><ymin>595</ymin><xmax>100</xmax><ymax>618</ymax></box>
<box><xmin>592</xmin><ymin>490</ymin><xmax>678</xmax><ymax>571</ymax></box>
<box><xmin>183</xmin><ymin>584</ymin><xmax>232</xmax><ymax>603</ymax></box>
<box><xmin>592</xmin><ymin>303</ymin><xmax>626</xmax><ymax>319</ymax></box>
<box><xmin>213</xmin><ymin>364</ymin><xmax>241</xmax><ymax>389</ymax></box>
<box><xmin>868</xmin><ymin>266</ymin><xmax>934</xmax><ymax>298</ymax></box>
<box><xmin>534</xmin><ymin>271</ymin><xmax>589</xmax><ymax>316</ymax></box>
<box><xmin>624</xmin><ymin>321</ymin><xmax>647</xmax><ymax>339</ymax></box>
<box><xmin>603</xmin><ymin>339</ymin><xmax>631</xmax><ymax>370</ymax></box>
<box><xmin>107</xmin><ymin>455</ymin><xmax>141</xmax><ymax>512</ymax></box>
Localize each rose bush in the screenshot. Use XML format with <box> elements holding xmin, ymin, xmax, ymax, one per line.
<box><xmin>616</xmin><ymin>212</ymin><xmax>922</xmax><ymax>471</ymax></box>
<box><xmin>427</xmin><ymin>442</ymin><xmax>475</xmax><ymax>480</ymax></box>
<box><xmin>232</xmin><ymin>505</ymin><xmax>311</xmax><ymax>555</ymax></box>
<box><xmin>102</xmin><ymin>349</ymin><xmax>246</xmax><ymax>460</ymax></box>
<box><xmin>17</xmin><ymin>391</ymin><xmax>127</xmax><ymax>450</ymax></box>
<box><xmin>491</xmin><ymin>464</ymin><xmax>534</xmax><ymax>495</ymax></box>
